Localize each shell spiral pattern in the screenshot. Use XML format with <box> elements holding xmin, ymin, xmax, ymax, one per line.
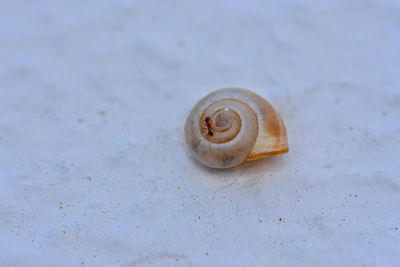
<box><xmin>185</xmin><ymin>88</ymin><xmax>289</xmax><ymax>169</ymax></box>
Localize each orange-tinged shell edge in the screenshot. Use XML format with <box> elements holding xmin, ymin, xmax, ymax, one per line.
<box><xmin>244</xmin><ymin>92</ymin><xmax>289</xmax><ymax>161</ymax></box>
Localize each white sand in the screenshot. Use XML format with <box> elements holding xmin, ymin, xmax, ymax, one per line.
<box><xmin>1</xmin><ymin>0</ymin><xmax>399</xmax><ymax>266</ymax></box>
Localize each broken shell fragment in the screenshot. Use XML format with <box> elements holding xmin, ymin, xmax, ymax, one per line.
<box><xmin>184</xmin><ymin>88</ymin><xmax>288</xmax><ymax>169</ymax></box>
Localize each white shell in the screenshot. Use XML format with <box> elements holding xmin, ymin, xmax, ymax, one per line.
<box><xmin>185</xmin><ymin>88</ymin><xmax>288</xmax><ymax>169</ymax></box>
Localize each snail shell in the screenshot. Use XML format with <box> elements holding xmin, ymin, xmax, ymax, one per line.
<box><xmin>185</xmin><ymin>88</ymin><xmax>288</xmax><ymax>169</ymax></box>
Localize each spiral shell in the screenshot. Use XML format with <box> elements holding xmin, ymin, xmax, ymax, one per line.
<box><xmin>185</xmin><ymin>88</ymin><xmax>288</xmax><ymax>169</ymax></box>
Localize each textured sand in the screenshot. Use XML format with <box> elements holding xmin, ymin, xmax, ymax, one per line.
<box><xmin>1</xmin><ymin>0</ymin><xmax>399</xmax><ymax>266</ymax></box>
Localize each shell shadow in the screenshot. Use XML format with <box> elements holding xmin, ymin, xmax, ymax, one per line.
<box><xmin>188</xmin><ymin>152</ymin><xmax>288</xmax><ymax>183</ymax></box>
